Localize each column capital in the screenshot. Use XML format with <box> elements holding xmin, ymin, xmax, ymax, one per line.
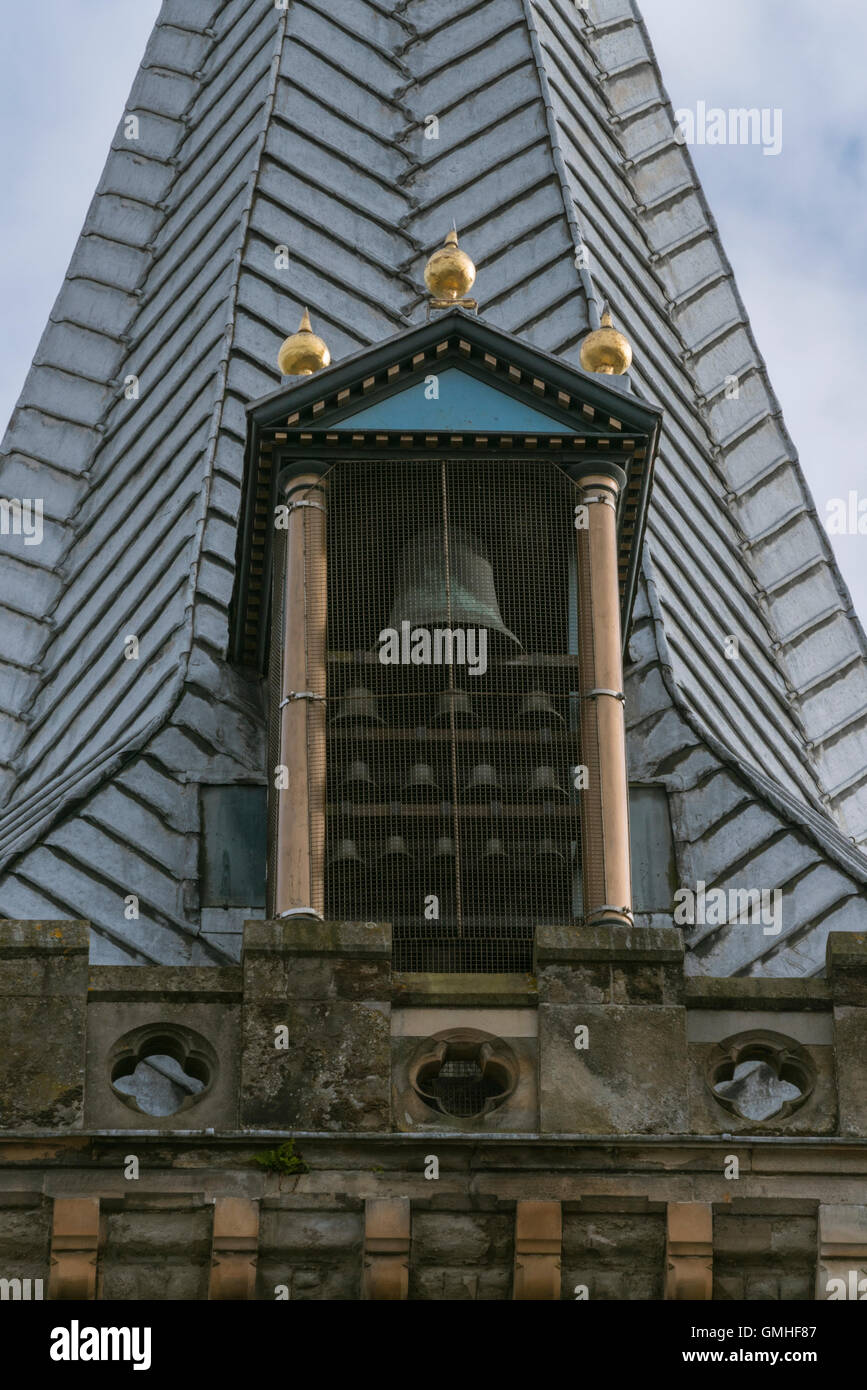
<box><xmin>277</xmin><ymin>459</ymin><xmax>329</xmax><ymax>498</ymax></box>
<box><xmin>564</xmin><ymin>460</ymin><xmax>627</xmax><ymax>492</ymax></box>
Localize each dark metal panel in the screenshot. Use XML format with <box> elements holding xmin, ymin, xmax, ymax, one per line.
<box><xmin>201</xmin><ymin>785</ymin><xmax>267</xmax><ymax>908</ymax></box>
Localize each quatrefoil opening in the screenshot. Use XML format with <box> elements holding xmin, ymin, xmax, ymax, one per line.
<box><xmin>410</xmin><ymin>1028</ymin><xmax>518</xmax><ymax>1119</ymax></box>
<box><xmin>108</xmin><ymin>1022</ymin><xmax>218</xmax><ymax>1118</ymax></box>
<box><xmin>707</xmin><ymin>1030</ymin><xmax>814</xmax><ymax>1124</ymax></box>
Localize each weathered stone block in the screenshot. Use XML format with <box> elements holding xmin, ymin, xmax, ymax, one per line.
<box><xmin>540</xmin><ymin>1003</ymin><xmax>688</xmax><ymax>1134</ymax></box>
<box><xmin>0</xmin><ymin>922</ymin><xmax>88</xmax><ymax>1129</ymax></box>
<box><xmin>833</xmin><ymin>1007</ymin><xmax>867</xmax><ymax>1135</ymax></box>
<box><xmin>538</xmin><ymin>924</ymin><xmax>688</xmax><ymax>1134</ymax></box>
<box><xmin>241</xmin><ymin>920</ymin><xmax>391</xmax><ymax>1130</ymax></box>
<box><xmin>100</xmin><ymin>1205</ymin><xmax>212</xmax><ymax>1300</ymax></box>
<box><xmin>827</xmin><ymin>932</ymin><xmax>867</xmax><ymax>1006</ymax></box>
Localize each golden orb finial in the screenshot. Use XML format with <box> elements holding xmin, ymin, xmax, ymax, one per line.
<box><xmin>579</xmin><ymin>308</ymin><xmax>633</xmax><ymax>376</ymax></box>
<box><xmin>424</xmin><ymin>227</ymin><xmax>477</xmax><ymax>305</ymax></box>
<box><xmin>277</xmin><ymin>308</ymin><xmax>331</xmax><ymax>376</ymax></box>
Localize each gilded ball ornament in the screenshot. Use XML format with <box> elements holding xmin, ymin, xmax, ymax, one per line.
<box><xmin>277</xmin><ymin>309</ymin><xmax>332</xmax><ymax>376</ymax></box>
<box><xmin>579</xmin><ymin>309</ymin><xmax>633</xmax><ymax>376</ymax></box>
<box><xmin>424</xmin><ymin>228</ymin><xmax>476</xmax><ymax>302</ymax></box>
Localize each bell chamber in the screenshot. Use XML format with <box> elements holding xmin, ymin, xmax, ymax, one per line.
<box><xmin>313</xmin><ymin>457</ymin><xmax>583</xmax><ymax>973</ymax></box>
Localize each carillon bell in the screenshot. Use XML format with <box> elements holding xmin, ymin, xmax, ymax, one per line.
<box><xmin>534</xmin><ymin>838</ymin><xmax>568</xmax><ymax>867</ymax></box>
<box><xmin>378</xmin><ymin>835</ymin><xmax>415</xmax><ymax>871</ymax></box>
<box><xmin>331</xmin><ymin>687</ymin><xmax>385</xmax><ymax>726</ymax></box>
<box><xmin>401</xmin><ymin>763</ymin><xmax>441</xmax><ymax>803</ymax></box>
<box><xmin>386</xmin><ymin>528</ymin><xmax>522</xmax><ymax>652</ymax></box>
<box><xmin>431</xmin><ymin>689</ymin><xmax>476</xmax><ymax>728</ymax></box>
<box><xmin>462</xmin><ymin>763</ymin><xmax>502</xmax><ymax>802</ymax></box>
<box><xmin>481</xmin><ymin>836</ymin><xmax>509</xmax><ymax>869</ymax></box>
<box><xmin>378</xmin><ymin>835</ymin><xmax>416</xmax><ymax>908</ymax></box>
<box><xmin>326</xmin><ymin>839</ymin><xmax>366</xmax><ymax>899</ymax></box>
<box><xmin>518</xmin><ymin>690</ymin><xmax>566</xmax><ymax>729</ymax></box>
<box><xmin>429</xmin><ymin>836</ymin><xmax>457</xmax><ymax>902</ymax></box>
<box><xmin>340</xmin><ymin>760</ymin><xmax>378</xmax><ymax>802</ymax></box>
<box><xmin>431</xmin><ymin>835</ymin><xmax>457</xmax><ymax>865</ymax></box>
<box><xmin>528</xmin><ymin>766</ymin><xmax>569</xmax><ymax>800</ymax></box>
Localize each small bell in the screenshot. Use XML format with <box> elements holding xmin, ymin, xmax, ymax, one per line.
<box><xmin>462</xmin><ymin>763</ymin><xmax>502</xmax><ymax>802</ymax></box>
<box><xmin>340</xmin><ymin>761</ymin><xmax>378</xmax><ymax>802</ymax></box>
<box><xmin>528</xmin><ymin>766</ymin><xmax>569</xmax><ymax>800</ymax></box>
<box><xmin>430</xmin><ymin>835</ymin><xmax>457</xmax><ymax>864</ymax></box>
<box><xmin>431</xmin><ymin>689</ymin><xmax>476</xmax><ymax>728</ymax></box>
<box><xmin>481</xmin><ymin>836</ymin><xmax>509</xmax><ymax>869</ymax></box>
<box><xmin>428</xmin><ymin>836</ymin><xmax>457</xmax><ymax>904</ymax></box>
<box><xmin>534</xmin><ymin>837</ymin><xmax>568</xmax><ymax>867</ymax></box>
<box><xmin>325</xmin><ymin>834</ymin><xmax>366</xmax><ymax>900</ymax></box>
<box><xmin>331</xmin><ymin>687</ymin><xmax>385</xmax><ymax>726</ymax></box>
<box><xmin>401</xmin><ymin>763</ymin><xmax>441</xmax><ymax>804</ymax></box>
<box><xmin>378</xmin><ymin>835</ymin><xmax>415</xmax><ymax>870</ymax></box>
<box><xmin>518</xmin><ymin>690</ymin><xmax>566</xmax><ymax>729</ymax></box>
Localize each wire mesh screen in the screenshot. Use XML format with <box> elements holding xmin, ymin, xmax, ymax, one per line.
<box><xmin>326</xmin><ymin>459</ymin><xmax>582</xmax><ymax>973</ymax></box>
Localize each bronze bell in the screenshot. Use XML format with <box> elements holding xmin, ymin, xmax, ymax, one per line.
<box><xmin>326</xmin><ymin>839</ymin><xmax>366</xmax><ymax>895</ymax></box>
<box><xmin>386</xmin><ymin>527</ymin><xmax>522</xmax><ymax>651</ymax></box>
<box><xmin>535</xmin><ymin>837</ymin><xmax>568</xmax><ymax>867</ymax></box>
<box><xmin>401</xmin><ymin>763</ymin><xmax>441</xmax><ymax>803</ymax></box>
<box><xmin>429</xmin><ymin>836</ymin><xmax>457</xmax><ymax>900</ymax></box>
<box><xmin>331</xmin><ymin>687</ymin><xmax>385</xmax><ymax>726</ymax></box>
<box><xmin>340</xmin><ymin>760</ymin><xmax>377</xmax><ymax>802</ymax></box>
<box><xmin>431</xmin><ymin>688</ymin><xmax>476</xmax><ymax>727</ymax></box>
<box><xmin>518</xmin><ymin>690</ymin><xmax>566</xmax><ymax>729</ymax></box>
<box><xmin>462</xmin><ymin>763</ymin><xmax>502</xmax><ymax>802</ymax></box>
<box><xmin>431</xmin><ymin>835</ymin><xmax>456</xmax><ymax>864</ymax></box>
<box><xmin>378</xmin><ymin>835</ymin><xmax>414</xmax><ymax>869</ymax></box>
<box><xmin>481</xmin><ymin>836</ymin><xmax>509</xmax><ymax>869</ymax></box>
<box><xmin>528</xmin><ymin>766</ymin><xmax>569</xmax><ymax>800</ymax></box>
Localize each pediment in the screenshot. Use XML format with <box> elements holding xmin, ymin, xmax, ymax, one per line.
<box><xmin>325</xmin><ymin>366</ymin><xmax>573</xmax><ymax>433</ymax></box>
<box><xmin>247</xmin><ymin>308</ymin><xmax>661</xmax><ymax>443</ymax></box>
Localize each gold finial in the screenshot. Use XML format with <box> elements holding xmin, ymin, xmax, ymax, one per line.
<box><xmin>579</xmin><ymin>308</ymin><xmax>633</xmax><ymax>375</ymax></box>
<box><xmin>424</xmin><ymin>227</ymin><xmax>477</xmax><ymax>309</ymax></box>
<box><xmin>277</xmin><ymin>308</ymin><xmax>332</xmax><ymax>376</ymax></box>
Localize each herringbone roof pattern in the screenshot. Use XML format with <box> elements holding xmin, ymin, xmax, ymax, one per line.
<box><xmin>1</xmin><ymin>0</ymin><xmax>865</xmax><ymax>970</ymax></box>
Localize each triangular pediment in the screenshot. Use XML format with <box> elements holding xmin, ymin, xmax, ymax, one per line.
<box><xmin>324</xmin><ymin>366</ymin><xmax>573</xmax><ymax>433</ymax></box>
<box><xmin>247</xmin><ymin>309</ymin><xmax>662</xmax><ymax>441</ymax></box>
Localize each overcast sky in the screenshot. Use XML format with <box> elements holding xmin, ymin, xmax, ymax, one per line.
<box><xmin>1</xmin><ymin>0</ymin><xmax>864</xmax><ymax>621</ymax></box>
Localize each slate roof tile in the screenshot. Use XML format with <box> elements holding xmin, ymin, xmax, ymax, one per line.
<box><xmin>1</xmin><ymin>0</ymin><xmax>866</xmax><ymax>969</ymax></box>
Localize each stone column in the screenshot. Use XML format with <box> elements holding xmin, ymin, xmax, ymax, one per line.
<box><xmin>49</xmin><ymin>1197</ymin><xmax>100</xmax><ymax>1300</ymax></box>
<box><xmin>665</xmin><ymin>1202</ymin><xmax>713</xmax><ymax>1300</ymax></box>
<box><xmin>572</xmin><ymin>466</ymin><xmax>632</xmax><ymax>928</ymax></box>
<box><xmin>513</xmin><ymin>1200</ymin><xmax>562</xmax><ymax>1299</ymax></box>
<box><xmin>275</xmin><ymin>463</ymin><xmax>328</xmax><ymax>919</ymax></box>
<box><xmin>363</xmin><ymin>1198</ymin><xmax>410</xmax><ymax>1300</ymax></box>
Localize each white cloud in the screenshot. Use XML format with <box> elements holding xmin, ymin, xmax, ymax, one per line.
<box><xmin>0</xmin><ymin>3</ymin><xmax>160</xmax><ymax>426</ymax></box>
<box><xmin>640</xmin><ymin>0</ymin><xmax>867</xmax><ymax>624</ymax></box>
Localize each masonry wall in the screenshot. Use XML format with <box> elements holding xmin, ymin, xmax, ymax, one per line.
<box><xmin>1</xmin><ymin>917</ymin><xmax>867</xmax><ymax>1300</ymax></box>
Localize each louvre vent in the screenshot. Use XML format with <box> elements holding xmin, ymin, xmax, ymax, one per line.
<box><xmin>324</xmin><ymin>458</ymin><xmax>583</xmax><ymax>973</ymax></box>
